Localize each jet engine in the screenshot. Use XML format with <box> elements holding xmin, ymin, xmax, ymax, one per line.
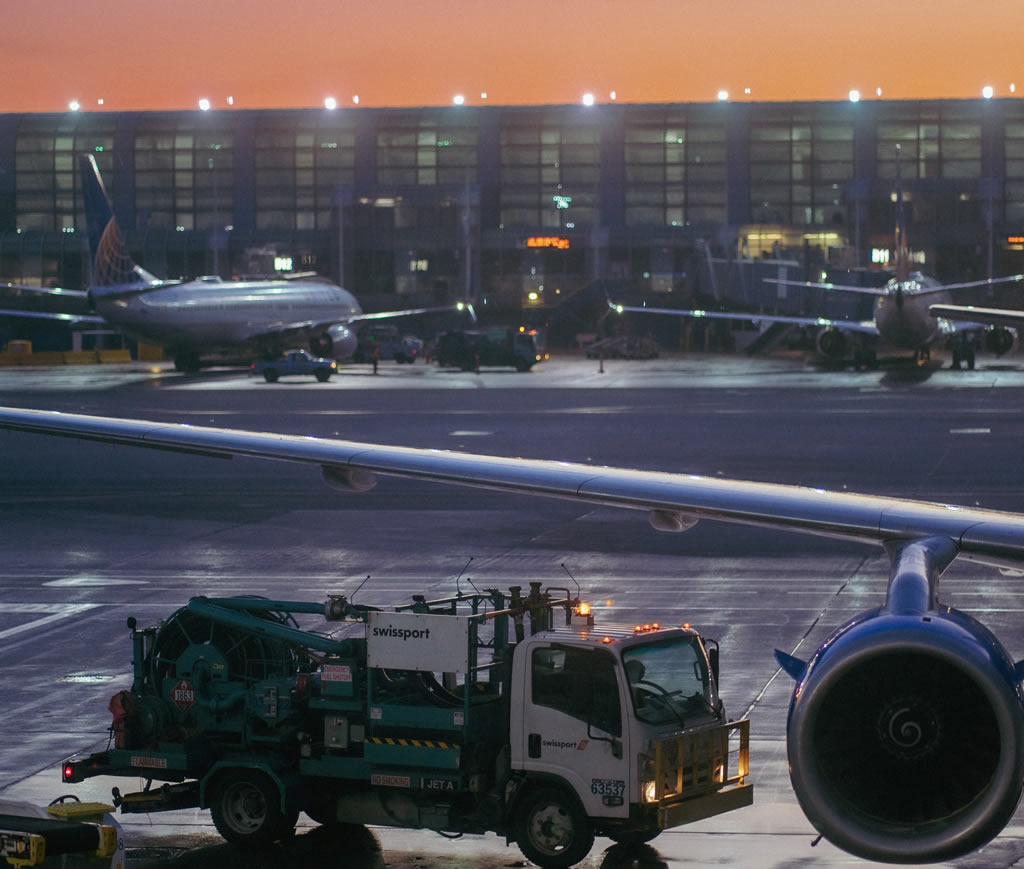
<box><xmin>310</xmin><ymin>324</ymin><xmax>358</xmax><ymax>360</ymax></box>
<box><xmin>816</xmin><ymin>326</ymin><xmax>847</xmax><ymax>359</ymax></box>
<box><xmin>782</xmin><ymin>606</ymin><xmax>1024</xmax><ymax>863</ymax></box>
<box><xmin>983</xmin><ymin>326</ymin><xmax>1019</xmax><ymax>358</ymax></box>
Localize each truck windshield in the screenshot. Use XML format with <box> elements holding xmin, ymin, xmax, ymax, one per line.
<box><xmin>622</xmin><ymin>637</ymin><xmax>715</xmax><ymax>727</ymax></box>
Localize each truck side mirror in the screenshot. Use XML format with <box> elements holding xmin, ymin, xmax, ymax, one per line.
<box><xmin>708</xmin><ymin>647</ymin><xmax>720</xmax><ymax>687</ymax></box>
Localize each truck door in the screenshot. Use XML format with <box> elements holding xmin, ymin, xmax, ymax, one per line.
<box><xmin>516</xmin><ymin>645</ymin><xmax>630</xmax><ymax>818</ymax></box>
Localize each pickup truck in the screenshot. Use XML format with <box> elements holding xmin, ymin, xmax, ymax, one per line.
<box><xmin>250</xmin><ymin>349</ymin><xmax>337</xmax><ymax>382</ymax></box>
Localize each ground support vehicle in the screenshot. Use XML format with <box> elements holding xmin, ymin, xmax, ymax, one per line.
<box><xmin>352</xmin><ymin>325</ymin><xmax>419</xmax><ymax>364</ymax></box>
<box><xmin>0</xmin><ymin>799</ymin><xmax>118</xmax><ymax>867</ymax></box>
<box><xmin>436</xmin><ymin>328</ymin><xmax>543</xmax><ymax>372</ymax></box>
<box><xmin>61</xmin><ymin>584</ymin><xmax>752</xmax><ymax>868</ymax></box>
<box><xmin>584</xmin><ymin>335</ymin><xmax>659</xmax><ymax>360</ymax></box>
<box><xmin>250</xmin><ymin>349</ymin><xmax>337</xmax><ymax>382</ymax></box>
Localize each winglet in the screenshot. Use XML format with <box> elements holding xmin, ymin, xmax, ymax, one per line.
<box><xmin>775</xmin><ymin>649</ymin><xmax>808</xmax><ymax>681</ymax></box>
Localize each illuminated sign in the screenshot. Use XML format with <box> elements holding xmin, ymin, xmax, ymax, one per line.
<box><xmin>871</xmin><ymin>248</ymin><xmax>890</xmax><ymax>264</ymax></box>
<box><xmin>526</xmin><ymin>236</ymin><xmax>570</xmax><ymax>250</ymax></box>
<box><xmin>274</xmin><ymin>256</ymin><xmax>294</xmax><ymax>272</ymax></box>
<box><xmin>1007</xmin><ymin>236</ymin><xmax>1024</xmax><ymax>245</ymax></box>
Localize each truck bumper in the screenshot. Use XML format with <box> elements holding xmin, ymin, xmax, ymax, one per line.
<box><xmin>658</xmin><ymin>781</ymin><xmax>753</xmax><ymax>828</ymax></box>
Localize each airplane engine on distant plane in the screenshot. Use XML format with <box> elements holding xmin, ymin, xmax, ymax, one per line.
<box><xmin>983</xmin><ymin>326</ymin><xmax>1019</xmax><ymax>357</ymax></box>
<box><xmin>815</xmin><ymin>326</ymin><xmax>847</xmax><ymax>359</ymax></box>
<box><xmin>313</xmin><ymin>324</ymin><xmax>358</xmax><ymax>361</ymax></box>
<box><xmin>779</xmin><ymin>605</ymin><xmax>1024</xmax><ymax>863</ymax></box>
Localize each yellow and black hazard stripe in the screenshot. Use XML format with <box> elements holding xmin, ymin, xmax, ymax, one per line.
<box><xmin>366</xmin><ymin>736</ymin><xmax>460</xmax><ymax>750</ymax></box>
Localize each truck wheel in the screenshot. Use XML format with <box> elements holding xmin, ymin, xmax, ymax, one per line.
<box><xmin>210</xmin><ymin>770</ymin><xmax>292</xmax><ymax>848</ymax></box>
<box><xmin>514</xmin><ymin>787</ymin><xmax>594</xmax><ymax>869</ymax></box>
<box><xmin>263</xmin><ymin>369</ymin><xmax>278</xmax><ymax>383</ymax></box>
<box><xmin>315</xmin><ymin>369</ymin><xmax>330</xmax><ymax>382</ymax></box>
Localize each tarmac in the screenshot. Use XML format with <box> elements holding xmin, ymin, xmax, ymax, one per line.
<box><xmin>2</xmin><ymin>350</ymin><xmax>1024</xmax><ymax>867</ymax></box>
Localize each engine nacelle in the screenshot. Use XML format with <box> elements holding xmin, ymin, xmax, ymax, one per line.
<box><xmin>783</xmin><ymin>606</ymin><xmax>1024</xmax><ymax>863</ymax></box>
<box><xmin>816</xmin><ymin>326</ymin><xmax>848</xmax><ymax>359</ymax></box>
<box><xmin>983</xmin><ymin>326</ymin><xmax>1019</xmax><ymax>358</ymax></box>
<box><xmin>322</xmin><ymin>323</ymin><xmax>358</xmax><ymax>360</ymax></box>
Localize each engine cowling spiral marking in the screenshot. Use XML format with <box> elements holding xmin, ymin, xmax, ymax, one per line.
<box><xmin>877</xmin><ymin>696</ymin><xmax>940</xmax><ymax>760</ymax></box>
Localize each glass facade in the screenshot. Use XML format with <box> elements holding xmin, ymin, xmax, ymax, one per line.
<box><xmin>624</xmin><ymin>105</ymin><xmax>727</xmax><ymax>226</ymax></box>
<box><xmin>875</xmin><ymin>103</ymin><xmax>982</xmax><ymax>181</ymax></box>
<box><xmin>3</xmin><ymin>99</ymin><xmax>1023</xmax><ymax>304</ymax></box>
<box><xmin>749</xmin><ymin>104</ymin><xmax>854</xmax><ymax>225</ymax></box>
<box><xmin>499</xmin><ymin>109</ymin><xmax>600</xmax><ymax>228</ymax></box>
<box><xmin>376</xmin><ymin>109</ymin><xmax>477</xmax><ymax>188</ymax></box>
<box><xmin>255</xmin><ymin>113</ymin><xmax>355</xmax><ymax>231</ymax></box>
<box><xmin>134</xmin><ymin>115</ymin><xmax>233</xmax><ymax>232</ymax></box>
<box><xmin>1006</xmin><ymin>103</ymin><xmax>1024</xmax><ymax>226</ymax></box>
<box><xmin>15</xmin><ymin>114</ymin><xmax>115</xmax><ymax>232</ymax></box>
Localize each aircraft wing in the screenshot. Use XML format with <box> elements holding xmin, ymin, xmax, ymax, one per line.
<box><xmin>763</xmin><ymin>278</ymin><xmax>891</xmax><ymax>296</ymax></box>
<box><xmin>932</xmin><ymin>274</ymin><xmax>1024</xmax><ymax>293</ymax></box>
<box><xmin>0</xmin><ymin>309</ymin><xmax>106</xmax><ymax>326</ymax></box>
<box><xmin>351</xmin><ymin>302</ymin><xmax>477</xmax><ymax>325</ymax></box>
<box><xmin>929</xmin><ymin>303</ymin><xmax>1024</xmax><ymax>330</ymax></box>
<box><xmin>611</xmin><ymin>303</ymin><xmax>879</xmax><ymax>335</ymax></box>
<box><xmin>0</xmin><ymin>406</ymin><xmax>1021</xmax><ymax>571</ymax></box>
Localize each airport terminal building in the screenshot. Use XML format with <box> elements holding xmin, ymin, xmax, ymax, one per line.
<box><xmin>1</xmin><ymin>98</ymin><xmax>1023</xmax><ymax>326</ymax></box>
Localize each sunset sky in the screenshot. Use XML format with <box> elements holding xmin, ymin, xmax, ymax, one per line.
<box><xmin>2</xmin><ymin>0</ymin><xmax>1020</xmax><ymax>112</ymax></box>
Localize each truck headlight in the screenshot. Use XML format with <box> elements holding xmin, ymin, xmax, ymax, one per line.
<box><xmin>642</xmin><ymin>780</ymin><xmax>658</xmax><ymax>803</ymax></box>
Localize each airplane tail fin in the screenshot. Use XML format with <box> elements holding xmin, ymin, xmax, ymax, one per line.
<box><xmin>80</xmin><ymin>154</ymin><xmax>159</xmax><ymax>288</ymax></box>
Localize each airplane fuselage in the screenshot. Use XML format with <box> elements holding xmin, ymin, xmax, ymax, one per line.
<box><xmin>92</xmin><ymin>277</ymin><xmax>362</xmax><ymax>353</ymax></box>
<box><xmin>872</xmin><ymin>274</ymin><xmax>951</xmax><ymax>351</ymax></box>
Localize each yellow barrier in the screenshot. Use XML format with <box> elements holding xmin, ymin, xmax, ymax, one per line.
<box><xmin>29</xmin><ymin>352</ymin><xmax>67</xmax><ymax>365</ymax></box>
<box><xmin>0</xmin><ymin>349</ymin><xmax>137</xmax><ymax>366</ymax></box>
<box><xmin>136</xmin><ymin>342</ymin><xmax>165</xmax><ymax>361</ymax></box>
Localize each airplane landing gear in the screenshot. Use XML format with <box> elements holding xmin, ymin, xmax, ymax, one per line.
<box><xmin>173</xmin><ymin>352</ymin><xmax>202</xmax><ymax>373</ymax></box>
<box><xmin>950</xmin><ymin>336</ymin><xmax>976</xmax><ymax>370</ymax></box>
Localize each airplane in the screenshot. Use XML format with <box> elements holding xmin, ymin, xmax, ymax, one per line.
<box><xmin>2</xmin><ymin>403</ymin><xmax>1024</xmax><ymax>865</ymax></box>
<box><xmin>610</xmin><ymin>189</ymin><xmax>1024</xmax><ymax>370</ymax></box>
<box><xmin>0</xmin><ymin>155</ymin><xmax>474</xmax><ymax>372</ymax></box>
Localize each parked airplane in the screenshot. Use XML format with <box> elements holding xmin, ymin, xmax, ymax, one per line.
<box><xmin>611</xmin><ymin>194</ymin><xmax>1023</xmax><ymax>369</ymax></box>
<box><xmin>0</xmin><ymin>156</ymin><xmax>474</xmax><ymax>371</ymax></box>
<box><xmin>2</xmin><ymin>404</ymin><xmax>1024</xmax><ymax>865</ymax></box>
<box><xmin>612</xmin><ymin>270</ymin><xmax>1024</xmax><ymax>369</ymax></box>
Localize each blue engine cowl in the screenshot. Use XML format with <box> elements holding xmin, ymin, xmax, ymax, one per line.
<box><xmin>781</xmin><ymin>605</ymin><xmax>1024</xmax><ymax>863</ymax></box>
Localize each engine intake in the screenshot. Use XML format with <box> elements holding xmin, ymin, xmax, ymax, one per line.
<box><xmin>816</xmin><ymin>326</ymin><xmax>848</xmax><ymax>359</ymax></box>
<box><xmin>983</xmin><ymin>326</ymin><xmax>1019</xmax><ymax>358</ymax></box>
<box><xmin>785</xmin><ymin>608</ymin><xmax>1024</xmax><ymax>863</ymax></box>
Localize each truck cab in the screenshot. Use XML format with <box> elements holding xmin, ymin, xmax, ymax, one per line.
<box><xmin>509</xmin><ymin>620</ymin><xmax>749</xmax><ymax>857</ymax></box>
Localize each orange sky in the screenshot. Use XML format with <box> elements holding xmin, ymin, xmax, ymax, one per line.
<box><xmin>2</xmin><ymin>0</ymin><xmax>1021</xmax><ymax>111</ymax></box>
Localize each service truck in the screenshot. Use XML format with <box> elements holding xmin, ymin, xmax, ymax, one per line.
<box><xmin>250</xmin><ymin>349</ymin><xmax>337</xmax><ymax>382</ymax></box>
<box><xmin>435</xmin><ymin>327</ymin><xmax>542</xmax><ymax>372</ymax></box>
<box><xmin>61</xmin><ymin>583</ymin><xmax>751</xmax><ymax>868</ymax></box>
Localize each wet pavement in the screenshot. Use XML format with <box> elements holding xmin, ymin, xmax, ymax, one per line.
<box><xmin>2</xmin><ymin>351</ymin><xmax>1024</xmax><ymax>867</ymax></box>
